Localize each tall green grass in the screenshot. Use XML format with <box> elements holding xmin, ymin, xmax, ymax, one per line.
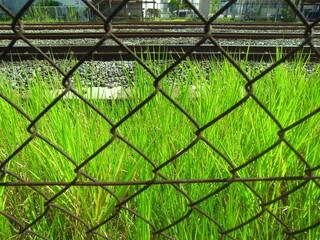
<box><xmin>23</xmin><ymin>5</ymin><xmax>85</xmax><ymax>22</ymax></box>
<box><xmin>0</xmin><ymin>54</ymin><xmax>319</xmax><ymax>239</ymax></box>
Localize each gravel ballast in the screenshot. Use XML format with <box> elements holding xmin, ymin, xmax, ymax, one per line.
<box><xmin>1</xmin><ymin>25</ymin><xmax>319</xmax><ymax>92</ymax></box>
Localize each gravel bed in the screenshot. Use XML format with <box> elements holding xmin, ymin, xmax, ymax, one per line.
<box><xmin>1</xmin><ymin>57</ymin><xmax>318</xmax><ymax>91</ymax></box>
<box><xmin>1</xmin><ymin>25</ymin><xmax>320</xmax><ymax>46</ymax></box>
<box><xmin>1</xmin><ymin>37</ymin><xmax>319</xmax><ymax>46</ymax></box>
<box><xmin>0</xmin><ymin>60</ymin><xmax>134</xmax><ymax>89</ymax></box>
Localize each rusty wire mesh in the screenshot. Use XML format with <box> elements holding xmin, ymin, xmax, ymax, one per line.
<box><xmin>0</xmin><ymin>0</ymin><xmax>319</xmax><ymax>239</ymax></box>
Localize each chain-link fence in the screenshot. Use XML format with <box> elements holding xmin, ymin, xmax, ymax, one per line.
<box><xmin>0</xmin><ymin>0</ymin><xmax>319</xmax><ymax>239</ymax></box>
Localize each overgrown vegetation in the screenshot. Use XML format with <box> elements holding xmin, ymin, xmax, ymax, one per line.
<box><xmin>24</xmin><ymin>4</ymin><xmax>87</xmax><ymax>22</ymax></box>
<box><xmin>0</xmin><ymin>1</ymin><xmax>87</xmax><ymax>22</ymax></box>
<box><xmin>0</xmin><ymin>53</ymin><xmax>319</xmax><ymax>239</ymax></box>
<box><xmin>34</xmin><ymin>0</ymin><xmax>62</xmax><ymax>7</ymax></box>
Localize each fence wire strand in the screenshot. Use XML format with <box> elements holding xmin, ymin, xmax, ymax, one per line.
<box><xmin>0</xmin><ymin>0</ymin><xmax>319</xmax><ymax>239</ymax></box>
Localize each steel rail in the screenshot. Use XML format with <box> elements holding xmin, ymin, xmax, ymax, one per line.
<box><xmin>0</xmin><ymin>22</ymin><xmax>318</xmax><ymax>30</ymax></box>
<box><xmin>0</xmin><ymin>25</ymin><xmax>313</xmax><ymax>30</ymax></box>
<box><xmin>0</xmin><ymin>32</ymin><xmax>319</xmax><ymax>39</ymax></box>
<box><xmin>0</xmin><ymin>24</ymin><xmax>317</xmax><ymax>31</ymax></box>
<box><xmin>0</xmin><ymin>21</ymin><xmax>314</xmax><ymax>26</ymax></box>
<box><xmin>0</xmin><ymin>44</ymin><xmax>316</xmax><ymax>61</ymax></box>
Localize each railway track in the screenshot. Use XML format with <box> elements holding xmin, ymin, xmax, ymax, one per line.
<box><xmin>0</xmin><ymin>44</ymin><xmax>317</xmax><ymax>61</ymax></box>
<box><xmin>0</xmin><ymin>21</ymin><xmax>319</xmax><ymax>31</ymax></box>
<box><xmin>0</xmin><ymin>22</ymin><xmax>318</xmax><ymax>40</ymax></box>
<box><xmin>1</xmin><ymin>32</ymin><xmax>318</xmax><ymax>40</ymax></box>
<box><xmin>1</xmin><ymin>22</ymin><xmax>318</xmax><ymax>61</ymax></box>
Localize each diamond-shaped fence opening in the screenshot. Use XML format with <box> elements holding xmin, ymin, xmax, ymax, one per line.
<box><xmin>0</xmin><ymin>0</ymin><xmax>319</xmax><ymax>239</ymax></box>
